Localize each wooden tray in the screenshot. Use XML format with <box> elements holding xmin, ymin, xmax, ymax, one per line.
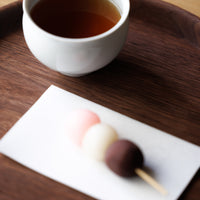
<box><xmin>0</xmin><ymin>0</ymin><xmax>199</xmax><ymax>199</ymax></box>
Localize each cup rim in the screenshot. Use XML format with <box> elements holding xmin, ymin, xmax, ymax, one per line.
<box><xmin>23</xmin><ymin>0</ymin><xmax>130</xmax><ymax>42</ymax></box>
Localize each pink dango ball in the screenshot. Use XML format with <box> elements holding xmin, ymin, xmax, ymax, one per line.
<box><xmin>66</xmin><ymin>109</ymin><xmax>100</xmax><ymax>146</ymax></box>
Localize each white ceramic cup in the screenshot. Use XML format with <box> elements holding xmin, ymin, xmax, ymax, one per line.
<box><xmin>22</xmin><ymin>0</ymin><xmax>130</xmax><ymax>77</ymax></box>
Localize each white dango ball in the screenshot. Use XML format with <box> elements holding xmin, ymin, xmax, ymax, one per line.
<box><xmin>82</xmin><ymin>123</ymin><xmax>118</xmax><ymax>161</ymax></box>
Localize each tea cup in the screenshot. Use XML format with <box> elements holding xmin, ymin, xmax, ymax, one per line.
<box><xmin>22</xmin><ymin>0</ymin><xmax>130</xmax><ymax>77</ymax></box>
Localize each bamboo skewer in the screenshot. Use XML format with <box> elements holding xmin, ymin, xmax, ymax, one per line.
<box><xmin>135</xmin><ymin>168</ymin><xmax>168</xmax><ymax>195</ymax></box>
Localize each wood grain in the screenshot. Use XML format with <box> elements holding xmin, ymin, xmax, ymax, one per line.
<box><xmin>0</xmin><ymin>0</ymin><xmax>200</xmax><ymax>200</ymax></box>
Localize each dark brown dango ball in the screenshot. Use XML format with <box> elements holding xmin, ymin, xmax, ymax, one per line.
<box><xmin>105</xmin><ymin>139</ymin><xmax>144</xmax><ymax>177</ymax></box>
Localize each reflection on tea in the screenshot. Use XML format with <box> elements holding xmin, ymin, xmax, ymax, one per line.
<box><xmin>30</xmin><ymin>0</ymin><xmax>121</xmax><ymax>38</ymax></box>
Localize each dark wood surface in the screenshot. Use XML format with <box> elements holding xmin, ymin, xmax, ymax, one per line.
<box><xmin>0</xmin><ymin>0</ymin><xmax>199</xmax><ymax>199</ymax></box>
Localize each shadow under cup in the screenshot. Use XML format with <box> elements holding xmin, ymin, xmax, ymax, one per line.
<box><xmin>22</xmin><ymin>0</ymin><xmax>130</xmax><ymax>76</ymax></box>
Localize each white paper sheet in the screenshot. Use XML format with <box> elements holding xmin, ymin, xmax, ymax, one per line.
<box><xmin>0</xmin><ymin>85</ymin><xmax>199</xmax><ymax>200</ymax></box>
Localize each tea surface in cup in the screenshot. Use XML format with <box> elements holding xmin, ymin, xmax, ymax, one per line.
<box><xmin>30</xmin><ymin>0</ymin><xmax>121</xmax><ymax>38</ymax></box>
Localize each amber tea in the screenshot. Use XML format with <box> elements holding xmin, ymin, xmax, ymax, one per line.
<box><xmin>30</xmin><ymin>0</ymin><xmax>121</xmax><ymax>38</ymax></box>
